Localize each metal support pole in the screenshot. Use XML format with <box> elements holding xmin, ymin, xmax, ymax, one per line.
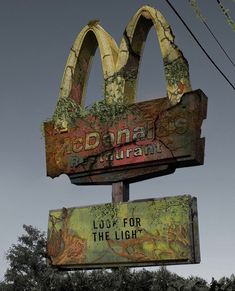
<box><xmin>112</xmin><ymin>181</ymin><xmax>129</xmax><ymax>203</ymax></box>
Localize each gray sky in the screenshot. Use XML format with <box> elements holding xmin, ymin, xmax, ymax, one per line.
<box><xmin>0</xmin><ymin>0</ymin><xmax>235</xmax><ymax>282</ymax></box>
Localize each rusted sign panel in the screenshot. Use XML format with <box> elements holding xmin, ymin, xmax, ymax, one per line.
<box><xmin>44</xmin><ymin>90</ymin><xmax>207</xmax><ymax>185</ymax></box>
<box><xmin>47</xmin><ymin>195</ymin><xmax>200</xmax><ymax>269</ymax></box>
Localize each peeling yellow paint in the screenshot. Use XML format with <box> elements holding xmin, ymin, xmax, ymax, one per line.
<box><xmin>58</xmin><ymin>5</ymin><xmax>192</xmax><ymax>114</ymax></box>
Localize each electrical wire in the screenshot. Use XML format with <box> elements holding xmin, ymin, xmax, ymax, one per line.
<box><xmin>187</xmin><ymin>0</ymin><xmax>235</xmax><ymax>68</ymax></box>
<box><xmin>165</xmin><ymin>0</ymin><xmax>235</xmax><ymax>90</ymax></box>
<box><xmin>202</xmin><ymin>21</ymin><xmax>235</xmax><ymax>68</ymax></box>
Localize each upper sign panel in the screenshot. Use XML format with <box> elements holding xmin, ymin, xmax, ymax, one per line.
<box><xmin>44</xmin><ymin>90</ymin><xmax>207</xmax><ymax>184</ymax></box>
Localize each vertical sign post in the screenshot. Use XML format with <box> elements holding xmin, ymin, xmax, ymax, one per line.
<box><xmin>112</xmin><ymin>182</ymin><xmax>130</xmax><ymax>203</ymax></box>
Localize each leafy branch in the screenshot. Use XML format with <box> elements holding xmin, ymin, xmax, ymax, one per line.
<box><xmin>189</xmin><ymin>0</ymin><xmax>235</xmax><ymax>32</ymax></box>
<box><xmin>188</xmin><ymin>0</ymin><xmax>205</xmax><ymax>22</ymax></box>
<box><xmin>44</xmin><ymin>95</ymin><xmax>135</xmax><ymax>134</ymax></box>
<box><xmin>217</xmin><ymin>0</ymin><xmax>235</xmax><ymax>31</ymax></box>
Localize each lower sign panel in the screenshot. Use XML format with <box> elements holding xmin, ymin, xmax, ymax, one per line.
<box><xmin>47</xmin><ymin>195</ymin><xmax>200</xmax><ymax>268</ymax></box>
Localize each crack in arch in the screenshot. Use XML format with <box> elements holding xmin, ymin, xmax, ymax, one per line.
<box><xmin>58</xmin><ymin>5</ymin><xmax>191</xmax><ymax>111</ymax></box>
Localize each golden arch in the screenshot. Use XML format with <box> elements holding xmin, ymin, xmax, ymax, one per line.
<box><xmin>59</xmin><ymin>5</ymin><xmax>191</xmax><ymax>107</ymax></box>
<box><xmin>59</xmin><ymin>24</ymin><xmax>118</xmax><ymax>106</ymax></box>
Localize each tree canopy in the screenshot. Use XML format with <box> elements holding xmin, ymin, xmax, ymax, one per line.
<box><xmin>0</xmin><ymin>225</ymin><xmax>235</xmax><ymax>290</ymax></box>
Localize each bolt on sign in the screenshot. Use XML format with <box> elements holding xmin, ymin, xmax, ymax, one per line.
<box><xmin>47</xmin><ymin>195</ymin><xmax>200</xmax><ymax>268</ymax></box>
<box><xmin>43</xmin><ymin>5</ymin><xmax>207</xmax><ymax>185</ymax></box>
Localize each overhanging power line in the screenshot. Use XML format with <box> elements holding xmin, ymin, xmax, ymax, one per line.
<box><xmin>165</xmin><ymin>0</ymin><xmax>235</xmax><ymax>90</ymax></box>
<box><xmin>187</xmin><ymin>0</ymin><xmax>235</xmax><ymax>68</ymax></box>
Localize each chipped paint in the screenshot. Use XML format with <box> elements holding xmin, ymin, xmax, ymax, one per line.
<box><xmin>58</xmin><ymin>5</ymin><xmax>191</xmax><ymax>106</ymax></box>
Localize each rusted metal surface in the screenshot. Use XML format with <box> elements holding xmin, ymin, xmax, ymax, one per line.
<box><xmin>44</xmin><ymin>90</ymin><xmax>207</xmax><ymax>185</ymax></box>
<box><xmin>47</xmin><ymin>195</ymin><xmax>200</xmax><ymax>269</ymax></box>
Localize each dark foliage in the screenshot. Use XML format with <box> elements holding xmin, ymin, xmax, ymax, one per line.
<box><xmin>0</xmin><ymin>225</ymin><xmax>235</xmax><ymax>291</ymax></box>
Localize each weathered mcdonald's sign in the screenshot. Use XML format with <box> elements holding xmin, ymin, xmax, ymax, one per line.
<box><xmin>44</xmin><ymin>5</ymin><xmax>207</xmax><ymax>185</ymax></box>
